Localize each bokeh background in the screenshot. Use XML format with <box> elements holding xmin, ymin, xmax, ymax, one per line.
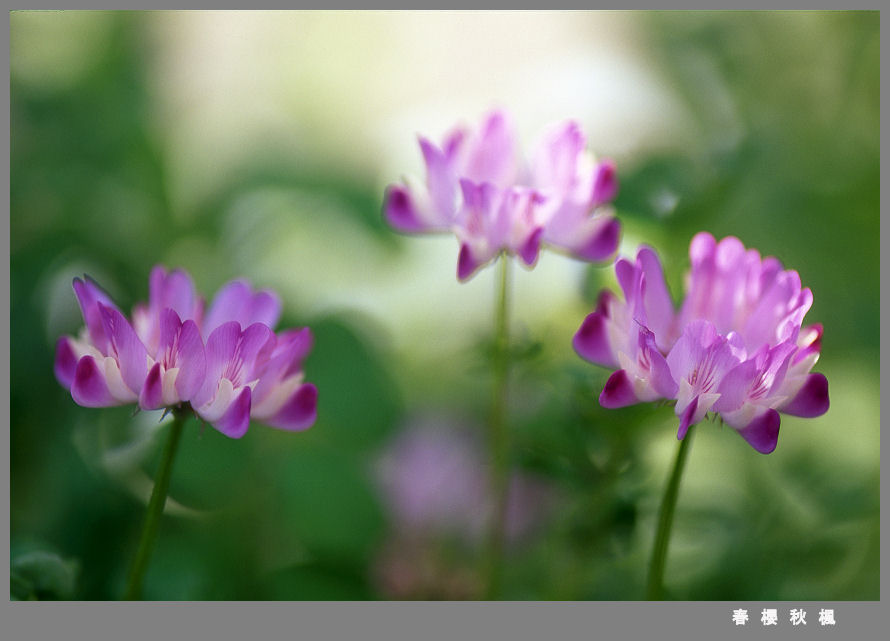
<box><xmin>10</xmin><ymin>11</ymin><xmax>879</xmax><ymax>600</ymax></box>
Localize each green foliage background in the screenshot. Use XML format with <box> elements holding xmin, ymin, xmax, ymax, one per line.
<box><xmin>10</xmin><ymin>11</ymin><xmax>879</xmax><ymax>600</ymax></box>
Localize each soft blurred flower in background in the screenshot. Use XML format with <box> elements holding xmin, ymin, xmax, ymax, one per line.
<box><xmin>383</xmin><ymin>109</ymin><xmax>619</xmax><ymax>280</ymax></box>
<box><xmin>375</xmin><ymin>415</ymin><xmax>555</xmax><ymax>545</ymax></box>
<box><xmin>11</xmin><ymin>10</ymin><xmax>878</xmax><ymax>600</ymax></box>
<box><xmin>373</xmin><ymin>415</ymin><xmax>556</xmax><ymax>598</ymax></box>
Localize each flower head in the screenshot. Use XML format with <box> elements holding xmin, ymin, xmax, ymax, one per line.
<box><xmin>55</xmin><ymin>266</ymin><xmax>317</xmax><ymax>438</ymax></box>
<box><xmin>375</xmin><ymin>417</ymin><xmax>555</xmax><ymax>546</ymax></box>
<box><xmin>383</xmin><ymin>110</ymin><xmax>620</xmax><ymax>281</ymax></box>
<box><xmin>573</xmin><ymin>232</ymin><xmax>828</xmax><ymax>454</ymax></box>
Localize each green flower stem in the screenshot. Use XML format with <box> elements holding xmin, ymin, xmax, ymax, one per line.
<box><xmin>646</xmin><ymin>425</ymin><xmax>695</xmax><ymax>600</ymax></box>
<box><xmin>123</xmin><ymin>408</ymin><xmax>188</xmax><ymax>600</ymax></box>
<box><xmin>484</xmin><ymin>255</ymin><xmax>511</xmax><ymax>600</ymax></box>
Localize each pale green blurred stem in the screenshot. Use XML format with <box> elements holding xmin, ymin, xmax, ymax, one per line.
<box><xmin>646</xmin><ymin>425</ymin><xmax>695</xmax><ymax>600</ymax></box>
<box><xmin>124</xmin><ymin>408</ymin><xmax>187</xmax><ymax>600</ymax></box>
<box><xmin>484</xmin><ymin>255</ymin><xmax>511</xmax><ymax>599</ymax></box>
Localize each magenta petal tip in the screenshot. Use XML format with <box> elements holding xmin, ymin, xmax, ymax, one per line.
<box><xmin>384</xmin><ymin>185</ymin><xmax>425</xmax><ymax>233</ymax></box>
<box><xmin>599</xmin><ymin>370</ymin><xmax>638</xmax><ymax>409</ymax></box>
<box><xmin>592</xmin><ymin>159</ymin><xmax>618</xmax><ymax>206</ymax></box>
<box><xmin>457</xmin><ymin>244</ymin><xmax>482</xmax><ymax>282</ymax></box>
<box><xmin>519</xmin><ymin>227</ymin><xmax>543</xmax><ymax>267</ymax></box>
<box><xmin>213</xmin><ymin>386</ymin><xmax>252</xmax><ymax>439</ymax></box>
<box><xmin>573</xmin><ymin>313</ymin><xmax>615</xmax><ymax>368</ymax></box>
<box><xmin>781</xmin><ymin>373</ymin><xmax>829</xmax><ymax>418</ymax></box>
<box><xmin>139</xmin><ymin>362</ymin><xmax>164</xmax><ymax>410</ymax></box>
<box><xmin>677</xmin><ymin>396</ymin><xmax>699</xmax><ymax>440</ymax></box>
<box><xmin>736</xmin><ymin>409</ymin><xmax>781</xmax><ymax>454</ymax></box>
<box><xmin>71</xmin><ymin>356</ymin><xmax>115</xmax><ymax>408</ymax></box>
<box><xmin>575</xmin><ymin>217</ymin><xmax>621</xmax><ymax>262</ymax></box>
<box><xmin>54</xmin><ymin>337</ymin><xmax>78</xmax><ymax>389</ymax></box>
<box><xmin>268</xmin><ymin>383</ymin><xmax>318</xmax><ymax>432</ymax></box>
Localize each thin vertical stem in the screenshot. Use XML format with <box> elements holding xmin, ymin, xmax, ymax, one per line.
<box><xmin>646</xmin><ymin>425</ymin><xmax>695</xmax><ymax>600</ymax></box>
<box><xmin>123</xmin><ymin>409</ymin><xmax>188</xmax><ymax>600</ymax></box>
<box><xmin>484</xmin><ymin>255</ymin><xmax>511</xmax><ymax>600</ymax></box>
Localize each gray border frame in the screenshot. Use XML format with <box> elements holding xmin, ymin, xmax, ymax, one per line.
<box><xmin>4</xmin><ymin>6</ymin><xmax>885</xmax><ymax>640</ymax></box>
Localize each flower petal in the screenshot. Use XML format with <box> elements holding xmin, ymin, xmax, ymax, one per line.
<box><xmin>263</xmin><ymin>383</ymin><xmax>318</xmax><ymax>431</ymax></box>
<box><xmin>744</xmin><ymin>270</ymin><xmax>808</xmax><ymax>349</ymax></box>
<box><xmin>599</xmin><ymin>370</ymin><xmax>638</xmax><ymax>409</ymax></box>
<box><xmin>198</xmin><ymin>321</ymin><xmax>274</xmax><ymax>407</ymax></box>
<box><xmin>712</xmin><ymin>359</ymin><xmax>759</xmax><ymax>413</ymax></box>
<box><xmin>252</xmin><ymin>328</ymin><xmax>313</xmax><ymax>404</ymax></box>
<box><xmin>457</xmin><ymin>242</ymin><xmax>493</xmax><ymax>282</ymax></box>
<box><xmin>71</xmin><ymin>356</ymin><xmax>116</xmax><ymax>407</ymax></box>
<box><xmin>383</xmin><ymin>185</ymin><xmax>428</xmax><ymax>233</ymax></box>
<box><xmin>204</xmin><ymin>280</ymin><xmax>282</xmax><ymax>336</ymax></box>
<box><xmin>571</xmin><ymin>216</ymin><xmax>620</xmax><ymax>262</ymax></box>
<box><xmin>689</xmin><ymin>231</ymin><xmax>717</xmax><ymax>264</ymax></box>
<box><xmin>780</xmin><ymin>373</ymin><xmax>829</xmax><ymax>418</ymax></box>
<box><xmin>591</xmin><ymin>160</ymin><xmax>618</xmax><ymax>207</ymax></box>
<box><xmin>158</xmin><ymin>307</ymin><xmax>206</xmax><ymax>400</ymax></box>
<box><xmin>173</xmin><ymin>318</ymin><xmax>206</xmax><ymax>401</ymax></box>
<box><xmin>680</xmin><ymin>232</ymin><xmax>717</xmax><ymax>323</ymax></box>
<box><xmin>72</xmin><ymin>276</ymin><xmax>118</xmax><ymax>353</ymax></box>
<box><xmin>637</xmin><ymin>246</ymin><xmax>675</xmax><ymax>350</ymax></box>
<box><xmin>531</xmin><ymin>120</ymin><xmax>585</xmax><ymax>196</ymax></box>
<box><xmin>210</xmin><ymin>386</ymin><xmax>252</xmax><ymax>439</ymax></box>
<box><xmin>139</xmin><ymin>362</ymin><xmax>164</xmax><ymax>410</ymax></box>
<box><xmin>237</xmin><ymin>323</ymin><xmax>276</xmax><ymax>377</ymax></box>
<box><xmin>792</xmin><ymin>323</ymin><xmax>823</xmax><ymax>366</ymax></box>
<box><xmin>677</xmin><ymin>395</ymin><xmax>698</xmax><ymax>440</ymax></box>
<box><xmin>277</xmin><ymin>328</ymin><xmax>313</xmax><ymax>375</ymax></box>
<box><xmin>157</xmin><ymin>307</ymin><xmax>182</xmax><ymax>360</ymax></box>
<box><xmin>735</xmin><ymin>408</ymin><xmax>781</xmax><ymax>454</ymax></box>
<box><xmin>639</xmin><ymin>328</ymin><xmax>678</xmax><ymax>398</ymax></box>
<box><xmin>205</xmin><ymin>284</ymin><xmax>248</xmax><ymax>333</ymax></box>
<box><xmin>98</xmin><ymin>304</ymin><xmax>148</xmax><ymax>395</ymax></box>
<box><xmin>462</xmin><ymin>111</ymin><xmax>517</xmax><ymax>186</ymax></box>
<box><xmin>614</xmin><ymin>257</ymin><xmax>641</xmax><ymax>310</ymax></box>
<box><xmin>573</xmin><ymin>312</ymin><xmax>616</xmax><ymax>368</ymax></box>
<box><xmin>666</xmin><ymin>320</ymin><xmax>716</xmax><ymax>381</ymax></box>
<box><xmin>518</xmin><ymin>227</ymin><xmax>543</xmax><ymax>267</ymax></box>
<box><xmin>667</xmin><ymin>320</ymin><xmax>743</xmax><ymax>400</ymax></box>
<box><xmin>54</xmin><ymin>337</ymin><xmax>79</xmax><ymax>389</ymax></box>
<box><xmin>459</xmin><ymin>178</ymin><xmax>500</xmax><ymax>222</ymax></box>
<box><xmin>419</xmin><ymin>136</ymin><xmax>457</xmax><ymax>220</ymax></box>
<box><xmin>149</xmin><ymin>265</ymin><xmax>199</xmax><ymax>322</ymax></box>
<box><xmin>194</xmin><ymin>321</ymin><xmax>241</xmax><ymax>407</ymax></box>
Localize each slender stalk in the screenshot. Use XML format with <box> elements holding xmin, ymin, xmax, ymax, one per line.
<box><xmin>484</xmin><ymin>255</ymin><xmax>511</xmax><ymax>600</ymax></box>
<box><xmin>646</xmin><ymin>425</ymin><xmax>695</xmax><ymax>600</ymax></box>
<box><xmin>124</xmin><ymin>408</ymin><xmax>188</xmax><ymax>600</ymax></box>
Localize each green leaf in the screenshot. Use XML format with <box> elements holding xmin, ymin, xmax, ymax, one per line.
<box><xmin>10</xmin><ymin>550</ymin><xmax>79</xmax><ymax>600</ymax></box>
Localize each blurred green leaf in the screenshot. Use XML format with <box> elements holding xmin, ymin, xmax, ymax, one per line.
<box><xmin>306</xmin><ymin>315</ymin><xmax>402</xmax><ymax>452</ymax></box>
<box><xmin>10</xmin><ymin>549</ymin><xmax>80</xmax><ymax>600</ymax></box>
<box><xmin>263</xmin><ymin>562</ymin><xmax>375</xmax><ymax>600</ymax></box>
<box><xmin>279</xmin><ymin>446</ymin><xmax>386</xmax><ymax>567</ymax></box>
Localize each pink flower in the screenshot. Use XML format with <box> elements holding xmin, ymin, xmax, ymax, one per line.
<box><xmin>383</xmin><ymin>110</ymin><xmax>620</xmax><ymax>281</ymax></box>
<box><xmin>573</xmin><ymin>233</ymin><xmax>828</xmax><ymax>454</ymax></box>
<box><xmin>375</xmin><ymin>418</ymin><xmax>555</xmax><ymax>546</ymax></box>
<box><xmin>55</xmin><ymin>266</ymin><xmax>317</xmax><ymax>438</ymax></box>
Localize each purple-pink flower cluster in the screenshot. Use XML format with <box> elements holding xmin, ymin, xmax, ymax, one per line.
<box><xmin>54</xmin><ymin>266</ymin><xmax>318</xmax><ymax>438</ymax></box>
<box><xmin>574</xmin><ymin>232</ymin><xmax>829</xmax><ymax>454</ymax></box>
<box><xmin>375</xmin><ymin>419</ymin><xmax>554</xmax><ymax>546</ymax></box>
<box><xmin>383</xmin><ymin>110</ymin><xmax>620</xmax><ymax>280</ymax></box>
